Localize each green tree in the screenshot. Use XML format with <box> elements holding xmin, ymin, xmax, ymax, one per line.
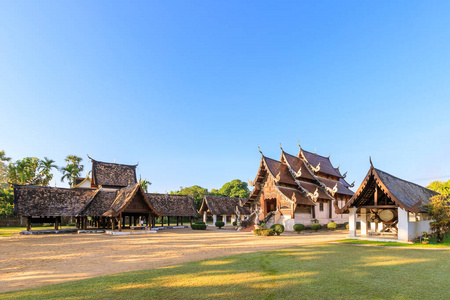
<box><xmin>171</xmin><ymin>185</ymin><xmax>209</xmax><ymax>210</ymax></box>
<box><xmin>140</xmin><ymin>179</ymin><xmax>152</xmax><ymax>193</ymax></box>
<box><xmin>0</xmin><ymin>150</ymin><xmax>11</xmax><ymax>189</ymax></box>
<box><xmin>0</xmin><ymin>188</ymin><xmax>14</xmax><ymax>217</ymax></box>
<box><xmin>427</xmin><ymin>180</ymin><xmax>450</xmax><ymax>198</ymax></box>
<box><xmin>423</xmin><ymin>194</ymin><xmax>450</xmax><ymax>243</ymax></box>
<box><xmin>60</xmin><ymin>155</ymin><xmax>84</xmax><ymax>187</ymax></box>
<box><xmin>8</xmin><ymin>157</ymin><xmax>44</xmax><ymax>185</ymax></box>
<box><xmin>39</xmin><ymin>157</ymin><xmax>58</xmax><ymax>186</ymax></box>
<box><xmin>217</xmin><ymin>179</ymin><xmax>250</xmax><ymax>198</ymax></box>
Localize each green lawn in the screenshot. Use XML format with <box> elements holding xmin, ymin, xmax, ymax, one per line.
<box><xmin>0</xmin><ymin>226</ymin><xmax>75</xmax><ymax>237</ymax></box>
<box><xmin>336</xmin><ymin>235</ymin><xmax>450</xmax><ymax>248</ymax></box>
<box><xmin>2</xmin><ymin>243</ymin><xmax>449</xmax><ymax>299</ymax></box>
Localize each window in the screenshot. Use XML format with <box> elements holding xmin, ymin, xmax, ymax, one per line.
<box><xmin>319</xmin><ymin>202</ymin><xmax>324</xmax><ymax>211</ymax></box>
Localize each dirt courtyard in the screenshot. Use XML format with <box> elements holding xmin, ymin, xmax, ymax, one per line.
<box><xmin>0</xmin><ymin>227</ymin><xmax>347</xmax><ymax>293</ymax></box>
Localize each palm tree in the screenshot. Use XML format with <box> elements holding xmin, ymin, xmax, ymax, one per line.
<box><xmin>61</xmin><ymin>155</ymin><xmax>84</xmax><ymax>187</ymax></box>
<box><xmin>0</xmin><ymin>150</ymin><xmax>11</xmax><ymax>162</ymax></box>
<box><xmin>140</xmin><ymin>179</ymin><xmax>152</xmax><ymax>193</ymax></box>
<box><xmin>39</xmin><ymin>157</ymin><xmax>58</xmax><ymax>186</ymax></box>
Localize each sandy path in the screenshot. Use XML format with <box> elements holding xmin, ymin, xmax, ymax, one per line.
<box><xmin>0</xmin><ymin>227</ymin><xmax>347</xmax><ymax>292</ymax></box>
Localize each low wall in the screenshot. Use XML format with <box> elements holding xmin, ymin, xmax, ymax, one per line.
<box><xmin>0</xmin><ymin>218</ymin><xmax>22</xmax><ymax>227</ymax></box>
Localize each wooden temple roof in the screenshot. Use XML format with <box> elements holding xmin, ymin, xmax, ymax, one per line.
<box><xmin>281</xmin><ymin>151</ymin><xmax>316</xmax><ymax>181</ymax></box>
<box><xmin>262</xmin><ymin>156</ymin><xmax>297</xmax><ymax>186</ymax></box>
<box><xmin>199</xmin><ymin>195</ymin><xmax>251</xmax><ymax>215</ymax></box>
<box><xmin>276</xmin><ymin>186</ymin><xmax>315</xmax><ymax>206</ymax></box>
<box><xmin>300</xmin><ymin>149</ymin><xmax>343</xmax><ymax>178</ymax></box>
<box><xmin>319</xmin><ymin>177</ymin><xmax>354</xmax><ymax>196</ymax></box>
<box><xmin>146</xmin><ymin>194</ymin><xmax>198</xmax><ymax>217</ymax></box>
<box><xmin>90</xmin><ymin>157</ymin><xmax>137</xmax><ymax>187</ymax></box>
<box><xmin>339</xmin><ymin>165</ymin><xmax>439</xmax><ymax>213</ymax></box>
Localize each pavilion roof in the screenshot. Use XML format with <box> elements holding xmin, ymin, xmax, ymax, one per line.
<box><xmin>90</xmin><ymin>157</ymin><xmax>137</xmax><ymax>187</ymax></box>
<box><xmin>199</xmin><ymin>195</ymin><xmax>250</xmax><ymax>215</ymax></box>
<box><xmin>146</xmin><ymin>194</ymin><xmax>198</xmax><ymax>217</ymax></box>
<box><xmin>339</xmin><ymin>165</ymin><xmax>439</xmax><ymax>213</ymax></box>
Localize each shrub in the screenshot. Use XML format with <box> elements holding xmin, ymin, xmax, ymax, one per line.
<box><xmin>67</xmin><ymin>222</ymin><xmax>76</xmax><ymax>227</ymax></box>
<box><xmin>260</xmin><ymin>222</ymin><xmax>266</xmax><ymax>228</ymax></box>
<box><xmin>327</xmin><ymin>222</ymin><xmax>337</xmax><ymax>231</ymax></box>
<box><xmin>232</xmin><ymin>221</ymin><xmax>237</xmax><ymax>226</ymax></box>
<box><xmin>191</xmin><ymin>223</ymin><xmax>207</xmax><ymax>230</ymax></box>
<box><xmin>195</xmin><ymin>221</ymin><xmax>206</xmax><ymax>225</ymax></box>
<box><xmin>311</xmin><ymin>223</ymin><xmax>322</xmax><ymax>231</ymax></box>
<box><xmin>253</xmin><ymin>228</ymin><xmax>275</xmax><ymax>236</ymax></box>
<box><xmin>215</xmin><ymin>221</ymin><xmax>225</xmax><ymax>229</ymax></box>
<box><xmin>293</xmin><ymin>224</ymin><xmax>305</xmax><ymax>233</ymax></box>
<box><xmin>270</xmin><ymin>224</ymin><xmax>285</xmax><ymax>236</ymax></box>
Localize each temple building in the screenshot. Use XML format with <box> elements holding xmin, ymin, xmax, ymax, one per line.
<box><xmin>199</xmin><ymin>195</ymin><xmax>250</xmax><ymax>225</ymax></box>
<box><xmin>13</xmin><ymin>157</ymin><xmax>197</xmax><ymax>231</ymax></box>
<box><xmin>242</xmin><ymin>143</ymin><xmax>354</xmax><ymax>230</ymax></box>
<box><xmin>337</xmin><ymin>161</ymin><xmax>439</xmax><ymax>242</ymax></box>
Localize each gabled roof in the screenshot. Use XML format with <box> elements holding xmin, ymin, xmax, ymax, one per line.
<box><xmin>299</xmin><ymin>148</ymin><xmax>343</xmax><ymax>178</ymax></box>
<box><xmin>103</xmin><ymin>183</ymin><xmax>160</xmax><ymax>217</ymax></box>
<box><xmin>339</xmin><ymin>165</ymin><xmax>439</xmax><ymax>213</ymax></box>
<box><xmin>199</xmin><ymin>195</ymin><xmax>251</xmax><ymax>215</ymax></box>
<box><xmin>13</xmin><ymin>185</ymin><xmax>97</xmax><ymax>217</ymax></box>
<box><xmin>78</xmin><ymin>189</ymin><xmax>117</xmax><ymax>217</ymax></box>
<box><xmin>297</xmin><ymin>180</ymin><xmax>333</xmax><ymax>200</ymax></box>
<box><xmin>276</xmin><ymin>186</ymin><xmax>315</xmax><ymax>206</ymax></box>
<box><xmin>281</xmin><ymin>151</ymin><xmax>316</xmax><ymax>181</ymax></box>
<box><xmin>146</xmin><ymin>194</ymin><xmax>198</xmax><ymax>217</ymax></box>
<box><xmin>319</xmin><ymin>177</ymin><xmax>354</xmax><ymax>196</ymax></box>
<box><xmin>262</xmin><ymin>156</ymin><xmax>297</xmax><ymax>186</ymax></box>
<box><xmin>90</xmin><ymin>157</ymin><xmax>137</xmax><ymax>187</ymax></box>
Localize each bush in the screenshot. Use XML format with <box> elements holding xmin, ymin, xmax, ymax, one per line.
<box><xmin>327</xmin><ymin>222</ymin><xmax>337</xmax><ymax>231</ymax></box>
<box><xmin>311</xmin><ymin>223</ymin><xmax>322</xmax><ymax>231</ymax></box>
<box><xmin>253</xmin><ymin>228</ymin><xmax>275</xmax><ymax>236</ymax></box>
<box><xmin>215</xmin><ymin>221</ymin><xmax>225</xmax><ymax>229</ymax></box>
<box><xmin>195</xmin><ymin>221</ymin><xmax>205</xmax><ymax>225</ymax></box>
<box><xmin>270</xmin><ymin>224</ymin><xmax>285</xmax><ymax>236</ymax></box>
<box><xmin>191</xmin><ymin>223</ymin><xmax>207</xmax><ymax>230</ymax></box>
<box><xmin>232</xmin><ymin>221</ymin><xmax>237</xmax><ymax>226</ymax></box>
<box><xmin>293</xmin><ymin>224</ymin><xmax>305</xmax><ymax>233</ymax></box>
<box><xmin>67</xmin><ymin>222</ymin><xmax>76</xmax><ymax>227</ymax></box>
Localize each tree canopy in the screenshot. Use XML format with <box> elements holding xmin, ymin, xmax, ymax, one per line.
<box><xmin>217</xmin><ymin>179</ymin><xmax>250</xmax><ymax>198</ymax></box>
<box><xmin>171</xmin><ymin>185</ymin><xmax>209</xmax><ymax>210</ymax></box>
<box><xmin>427</xmin><ymin>180</ymin><xmax>450</xmax><ymax>198</ymax></box>
<box><xmin>60</xmin><ymin>155</ymin><xmax>84</xmax><ymax>187</ymax></box>
<box><xmin>424</xmin><ymin>194</ymin><xmax>450</xmax><ymax>243</ymax></box>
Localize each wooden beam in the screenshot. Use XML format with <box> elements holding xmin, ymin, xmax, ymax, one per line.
<box><xmin>54</xmin><ymin>217</ymin><xmax>59</xmax><ymax>230</ymax></box>
<box><xmin>374</xmin><ymin>185</ymin><xmax>378</xmax><ymax>206</ymax></box>
<box><xmin>27</xmin><ymin>216</ymin><xmax>31</xmax><ymax>231</ymax></box>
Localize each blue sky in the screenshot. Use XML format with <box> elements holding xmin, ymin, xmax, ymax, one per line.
<box><xmin>1</xmin><ymin>1</ymin><xmax>449</xmax><ymax>192</ymax></box>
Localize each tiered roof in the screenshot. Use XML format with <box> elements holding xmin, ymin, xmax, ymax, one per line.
<box><xmin>246</xmin><ymin>143</ymin><xmax>354</xmax><ymax>207</ymax></box>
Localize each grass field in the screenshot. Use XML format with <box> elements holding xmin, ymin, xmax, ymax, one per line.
<box><xmin>0</xmin><ymin>226</ymin><xmax>75</xmax><ymax>237</ymax></box>
<box><xmin>2</xmin><ymin>243</ymin><xmax>449</xmax><ymax>300</ymax></box>
<box><xmin>336</xmin><ymin>235</ymin><xmax>450</xmax><ymax>248</ymax></box>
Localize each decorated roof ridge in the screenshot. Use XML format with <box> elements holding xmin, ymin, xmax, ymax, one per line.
<box><xmin>11</xmin><ymin>184</ymin><xmax>91</xmax><ymax>191</ymax></box>
<box><xmin>87</xmin><ymin>155</ymin><xmax>139</xmax><ymax>167</ymax></box>
<box><xmin>297</xmin><ymin>143</ymin><xmax>344</xmax><ymax>178</ymax></box>
<box><xmin>337</xmin><ymin>163</ymin><xmax>439</xmax><ymax>214</ymax></box>
<box><xmin>280</xmin><ymin>150</ymin><xmax>303</xmax><ymax>178</ymax></box>
<box><xmin>281</xmin><ymin>149</ymin><xmax>336</xmax><ymax>197</ymax></box>
<box><xmin>318</xmin><ymin>176</ymin><xmax>355</xmax><ymax>196</ymax></box>
<box><xmin>72</xmin><ymin>175</ymin><xmax>92</xmax><ymax>189</ymax></box>
<box><xmin>276</xmin><ymin>185</ymin><xmax>316</xmax><ymax>206</ymax></box>
<box><xmin>248</xmin><ymin>154</ymin><xmax>267</xmax><ymax>187</ymax></box>
<box><xmin>340</xmin><ymin>177</ymin><xmax>355</xmax><ymax>188</ymax></box>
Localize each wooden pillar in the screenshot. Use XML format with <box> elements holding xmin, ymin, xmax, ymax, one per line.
<box><xmin>161</xmin><ymin>217</ymin><xmax>163</xmax><ymax>227</ymax></box>
<box><xmin>190</xmin><ymin>216</ymin><xmax>193</xmax><ymax>225</ymax></box>
<box><xmin>119</xmin><ymin>213</ymin><xmax>122</xmax><ymax>231</ymax></box>
<box><xmin>27</xmin><ymin>216</ymin><xmax>31</xmax><ymax>231</ymax></box>
<box><xmin>112</xmin><ymin>218</ymin><xmax>116</xmax><ymax>231</ymax></box>
<box><xmin>133</xmin><ymin>216</ymin><xmax>137</xmax><ymax>226</ymax></box>
<box><xmin>54</xmin><ymin>217</ymin><xmax>59</xmax><ymax>230</ymax></box>
<box><xmin>84</xmin><ymin>217</ymin><xmax>88</xmax><ymax>230</ymax></box>
<box><xmin>168</xmin><ymin>216</ymin><xmax>170</xmax><ymax>226</ymax></box>
<box><xmin>75</xmin><ymin>217</ymin><xmax>80</xmax><ymax>229</ymax></box>
<box><xmin>177</xmin><ymin>216</ymin><xmax>179</xmax><ymax>226</ymax></box>
<box><xmin>181</xmin><ymin>217</ymin><xmax>183</xmax><ymax>226</ymax></box>
<box><xmin>374</xmin><ymin>185</ymin><xmax>378</xmax><ymax>206</ymax></box>
<box><xmin>329</xmin><ymin>200</ymin><xmax>332</xmax><ymax>219</ymax></box>
<box><xmin>311</xmin><ymin>206</ymin><xmax>316</xmax><ymax>219</ymax></box>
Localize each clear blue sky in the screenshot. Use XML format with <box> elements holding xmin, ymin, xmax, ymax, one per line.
<box><xmin>1</xmin><ymin>1</ymin><xmax>450</xmax><ymax>192</ymax></box>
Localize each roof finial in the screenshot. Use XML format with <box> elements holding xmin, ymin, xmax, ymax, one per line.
<box><xmin>298</xmin><ymin>140</ymin><xmax>302</xmax><ymax>150</ymax></box>
<box><xmin>258</xmin><ymin>145</ymin><xmax>262</xmax><ymax>154</ymax></box>
<box><xmin>369</xmin><ymin>156</ymin><xmax>373</xmax><ymax>167</ymax></box>
<box><xmin>279</xmin><ymin>142</ymin><xmax>283</xmax><ymax>151</ymax></box>
<box><xmin>87</xmin><ymin>154</ymin><xmax>94</xmax><ymax>161</ymax></box>
<box><xmin>139</xmin><ymin>174</ymin><xmax>141</xmax><ymax>183</ymax></box>
<box><xmin>314</xmin><ymin>148</ymin><xmax>316</xmax><ymax>154</ymax></box>
<box><xmin>114</xmin><ymin>158</ymin><xmax>116</xmax><ymax>163</ymax></box>
<box><xmin>328</xmin><ymin>153</ymin><xmax>331</xmax><ymax>158</ymax></box>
